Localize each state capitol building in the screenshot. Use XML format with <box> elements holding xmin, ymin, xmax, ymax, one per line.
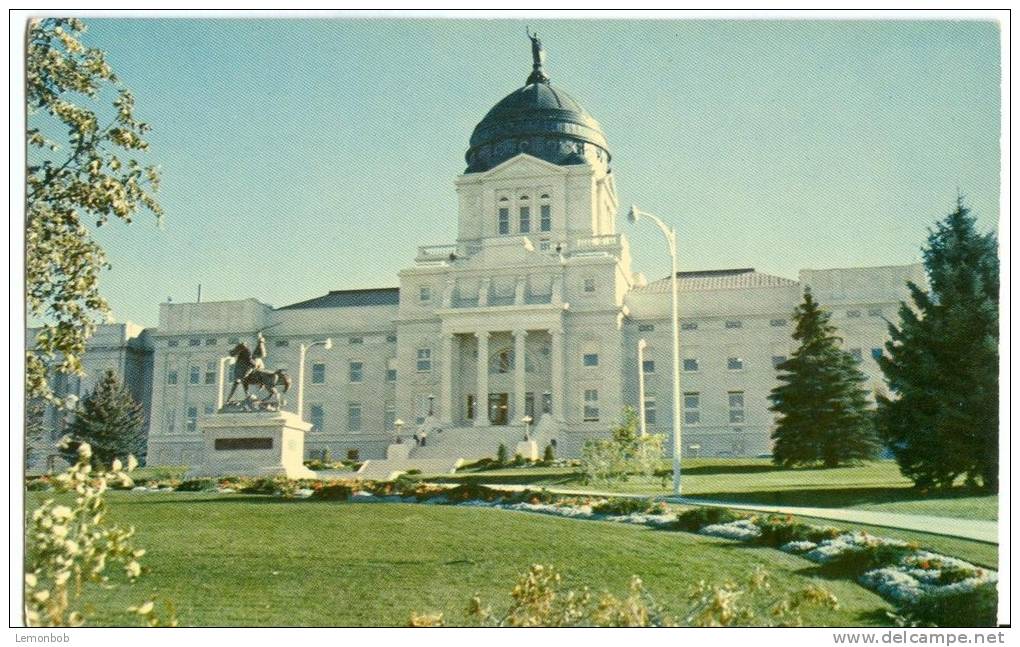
<box><xmin>28</xmin><ymin>42</ymin><xmax>924</xmax><ymax>471</ymax></box>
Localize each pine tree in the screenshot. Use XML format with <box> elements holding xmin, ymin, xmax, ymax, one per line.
<box><xmin>63</xmin><ymin>370</ymin><xmax>145</xmax><ymax>467</ymax></box>
<box><xmin>769</xmin><ymin>291</ymin><xmax>880</xmax><ymax>467</ymax></box>
<box><xmin>876</xmin><ymin>198</ymin><xmax>998</xmax><ymax>491</ymax></box>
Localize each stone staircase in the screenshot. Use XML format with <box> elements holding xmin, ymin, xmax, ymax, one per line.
<box><xmin>352</xmin><ymin>415</ymin><xmax>566</xmax><ymax>481</ymax></box>
<box><xmin>408</xmin><ymin>425</ymin><xmax>530</xmax><ymax>461</ymax></box>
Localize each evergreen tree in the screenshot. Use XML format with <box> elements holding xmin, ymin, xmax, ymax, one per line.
<box><xmin>63</xmin><ymin>370</ymin><xmax>145</xmax><ymax>467</ymax></box>
<box><xmin>769</xmin><ymin>291</ymin><xmax>880</xmax><ymax>467</ymax></box>
<box><xmin>876</xmin><ymin>198</ymin><xmax>998</xmax><ymax>491</ymax></box>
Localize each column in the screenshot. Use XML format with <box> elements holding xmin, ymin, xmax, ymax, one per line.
<box><xmin>439</xmin><ymin>333</ymin><xmax>454</xmax><ymax>424</ymax></box>
<box><xmin>513</xmin><ymin>329</ymin><xmax>527</xmax><ymax>421</ymax></box>
<box><xmin>474</xmin><ymin>331</ymin><xmax>490</xmax><ymax>427</ymax></box>
<box><xmin>550</xmin><ymin>328</ymin><xmax>564</xmax><ymax>420</ymax></box>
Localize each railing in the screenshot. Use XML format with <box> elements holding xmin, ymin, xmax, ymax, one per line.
<box><xmin>415</xmin><ymin>244</ymin><xmax>458</xmax><ymax>263</ymax></box>
<box><xmin>572</xmin><ymin>233</ymin><xmax>622</xmax><ymax>254</ymax></box>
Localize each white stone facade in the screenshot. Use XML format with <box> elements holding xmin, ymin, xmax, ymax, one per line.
<box><xmin>27</xmin><ymin>57</ymin><xmax>928</xmax><ymax>469</ymax></box>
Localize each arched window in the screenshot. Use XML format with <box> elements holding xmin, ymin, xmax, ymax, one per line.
<box><xmin>498</xmin><ymin>198</ymin><xmax>510</xmax><ymax>235</ymax></box>
<box><xmin>539</xmin><ymin>194</ymin><xmax>551</xmax><ymax>232</ymax></box>
<box><xmin>490</xmin><ymin>348</ymin><xmax>514</xmax><ymax>374</ymax></box>
<box><xmin>518</xmin><ymin>196</ymin><xmax>531</xmax><ymax>234</ymax></box>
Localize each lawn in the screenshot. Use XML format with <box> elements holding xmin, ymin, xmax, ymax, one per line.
<box><xmin>431</xmin><ymin>459</ymin><xmax>999</xmax><ymax>521</ymax></box>
<box><xmin>32</xmin><ymin>492</ymin><xmax>896</xmax><ymax>627</ymax></box>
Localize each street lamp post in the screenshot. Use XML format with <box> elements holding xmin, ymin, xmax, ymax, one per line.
<box><xmin>216</xmin><ymin>355</ymin><xmax>236</xmax><ymax>410</ymax></box>
<box><xmin>627</xmin><ymin>205</ymin><xmax>683</xmax><ymax>496</ymax></box>
<box><xmin>637</xmin><ymin>338</ymin><xmax>648</xmax><ymax>437</ymax></box>
<box><xmin>522</xmin><ymin>415</ymin><xmax>533</xmax><ymax>440</ymax></box>
<box><xmin>394</xmin><ymin>418</ymin><xmax>405</xmax><ymax>444</ymax></box>
<box><xmin>297</xmin><ymin>338</ymin><xmax>333</xmax><ymax>420</ymax></box>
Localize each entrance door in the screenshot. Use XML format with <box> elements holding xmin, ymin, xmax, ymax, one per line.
<box><xmin>488</xmin><ymin>393</ymin><xmax>509</xmax><ymax>425</ymax></box>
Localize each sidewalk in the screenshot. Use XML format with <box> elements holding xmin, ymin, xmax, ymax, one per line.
<box><xmin>475</xmin><ymin>483</ymin><xmax>999</xmax><ymax>544</ymax></box>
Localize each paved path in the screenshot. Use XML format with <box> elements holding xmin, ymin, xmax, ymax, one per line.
<box><xmin>472</xmin><ymin>483</ymin><xmax>999</xmax><ymax>544</ymax></box>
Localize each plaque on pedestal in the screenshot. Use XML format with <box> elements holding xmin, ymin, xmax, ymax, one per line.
<box><xmin>188</xmin><ymin>410</ymin><xmax>316</xmax><ymax>479</ymax></box>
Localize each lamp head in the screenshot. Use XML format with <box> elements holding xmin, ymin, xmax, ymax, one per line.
<box><xmin>638</xmin><ymin>338</ymin><xmax>647</xmax><ymax>350</ymax></box>
<box><xmin>627</xmin><ymin>205</ymin><xmax>640</xmax><ymax>224</ymax></box>
<box><xmin>395</xmin><ymin>418</ymin><xmax>404</xmax><ymax>428</ymax></box>
<box><xmin>323</xmin><ymin>338</ymin><xmax>333</xmax><ymax>350</ymax></box>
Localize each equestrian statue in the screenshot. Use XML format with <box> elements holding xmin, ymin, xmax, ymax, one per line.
<box><xmin>223</xmin><ymin>332</ymin><xmax>292</xmax><ymax>411</ymax></box>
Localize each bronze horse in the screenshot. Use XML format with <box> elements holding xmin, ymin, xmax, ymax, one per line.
<box><xmin>225</xmin><ymin>343</ymin><xmax>291</xmax><ymax>407</ymax></box>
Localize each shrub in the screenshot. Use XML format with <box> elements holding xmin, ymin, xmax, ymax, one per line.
<box><xmin>900</xmin><ymin>581</ymin><xmax>998</xmax><ymax>627</ymax></box>
<box><xmin>592</xmin><ymin>497</ymin><xmax>666</xmax><ymax>517</ymax></box>
<box><xmin>238</xmin><ymin>477</ymin><xmax>285</xmax><ymax>496</ymax></box>
<box><xmin>818</xmin><ymin>537</ymin><xmax>918</xmax><ymax>577</ymax></box>
<box><xmin>580</xmin><ymin>409</ymin><xmax>664</xmax><ymax>484</ymax></box>
<box><xmin>310</xmin><ymin>482</ymin><xmax>353</xmax><ymax>501</ymax></box>
<box><xmin>347</xmin><ymin>449</ymin><xmax>360</xmax><ymax>462</ymax></box>
<box><xmin>411</xmin><ymin>564</ymin><xmax>838</xmax><ymax>627</ymax></box>
<box><xmin>543</xmin><ymin>444</ymin><xmax>555</xmax><ymax>462</ymax></box>
<box><xmin>446</xmin><ymin>483</ymin><xmax>500</xmax><ymax>503</ymax></box>
<box><xmin>496</xmin><ymin>444</ymin><xmax>508</xmax><ymax>465</ymax></box>
<box><xmin>675</xmin><ymin>507</ymin><xmax>747</xmax><ymax>532</ymax></box>
<box><xmin>175</xmin><ymin>478</ymin><xmax>217</xmax><ymax>492</ymax></box>
<box><xmin>25</xmin><ymin>441</ymin><xmax>175</xmax><ymax>627</ymax></box>
<box><xmin>752</xmin><ymin>515</ymin><xmax>839</xmax><ymax>547</ymax></box>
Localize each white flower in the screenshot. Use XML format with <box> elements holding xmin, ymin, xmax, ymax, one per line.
<box><xmin>700</xmin><ymin>519</ymin><xmax>761</xmax><ymax>541</ymax></box>
<box><xmin>127</xmin><ymin>455</ymin><xmax>139</xmax><ymax>471</ymax></box>
<box><xmin>781</xmin><ymin>540</ymin><xmax>818</xmax><ymax>554</ymax></box>
<box><xmin>135</xmin><ymin>601</ymin><xmax>154</xmax><ymax>615</ymax></box>
<box><xmin>25</xmin><ymin>573</ymin><xmax>37</xmax><ymax>587</ymax></box>
<box><xmin>125</xmin><ymin>561</ymin><xmax>141</xmax><ymax>578</ymax></box>
<box><xmin>50</xmin><ymin>505</ymin><xmax>72</xmax><ymax>521</ymax></box>
<box><xmin>63</xmin><ymin>541</ymin><xmax>80</xmax><ymax>556</ymax></box>
<box><xmin>51</xmin><ymin>524</ymin><xmax>68</xmax><ymax>539</ymax></box>
<box><xmin>33</xmin><ymin>590</ymin><xmax>50</xmax><ymax>603</ymax></box>
<box><xmin>77</xmin><ymin>443</ymin><xmax>92</xmax><ymax>460</ymax></box>
<box><xmin>111</xmin><ymin>458</ymin><xmax>123</xmax><ymax>472</ymax></box>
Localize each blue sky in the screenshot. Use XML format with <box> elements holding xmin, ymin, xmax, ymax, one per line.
<box><xmin>64</xmin><ymin>18</ymin><xmax>1000</xmax><ymax>327</ymax></box>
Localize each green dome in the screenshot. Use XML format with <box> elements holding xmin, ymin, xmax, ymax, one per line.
<box><xmin>465</xmin><ymin>56</ymin><xmax>610</xmax><ymax>174</ymax></box>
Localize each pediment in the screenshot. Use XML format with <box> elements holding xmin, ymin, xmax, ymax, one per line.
<box><xmin>479</xmin><ymin>153</ymin><xmax>570</xmax><ymax>180</ymax></box>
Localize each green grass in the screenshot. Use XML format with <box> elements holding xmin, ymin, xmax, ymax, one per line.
<box><xmin>434</xmin><ymin>459</ymin><xmax>998</xmax><ymax>521</ymax></box>
<box><xmin>32</xmin><ymin>492</ymin><xmax>896</xmax><ymax>627</ymax></box>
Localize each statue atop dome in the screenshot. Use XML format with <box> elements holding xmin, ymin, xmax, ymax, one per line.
<box><xmin>526</xmin><ymin>28</ymin><xmax>550</xmax><ymax>85</ymax></box>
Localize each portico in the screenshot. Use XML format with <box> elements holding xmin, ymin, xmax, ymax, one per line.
<box><xmin>436</xmin><ymin>324</ymin><xmax>564</xmax><ymax>428</ymax></box>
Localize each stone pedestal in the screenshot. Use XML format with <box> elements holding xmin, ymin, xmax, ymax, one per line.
<box><xmin>386</xmin><ymin>442</ymin><xmax>412</xmax><ymax>460</ymax></box>
<box><xmin>515</xmin><ymin>440</ymin><xmax>539</xmax><ymax>461</ymax></box>
<box><xmin>188</xmin><ymin>411</ymin><xmax>315</xmax><ymax>479</ymax></box>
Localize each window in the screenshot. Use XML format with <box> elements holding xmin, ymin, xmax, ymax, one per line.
<box><xmin>728</xmin><ymin>391</ymin><xmax>745</xmax><ymax>424</ymax></box>
<box><xmin>204</xmin><ymin>404</ymin><xmax>215</xmax><ymax>415</ymax></box>
<box><xmin>167</xmin><ymin>370</ymin><xmax>178</xmax><ymax>385</ymax></box>
<box><xmin>684</xmin><ymin>392</ymin><xmax>700</xmax><ymax>425</ymax></box>
<box><xmin>683</xmin><ymin>358</ymin><xmax>699</xmax><ymax>372</ymax></box>
<box><xmin>771</xmin><ymin>355</ymin><xmax>787</xmax><ymax>368</ymax></box>
<box><xmin>638</xmin><ymin>323</ymin><xmax>655</xmax><ymax>332</ymax></box>
<box><xmin>419</xmin><ymin>286</ymin><xmax>431</xmax><ymax>303</ymax></box>
<box><xmin>188</xmin><ymin>338</ymin><xmax>201</xmax><ymax>347</ymax></box>
<box><xmin>868</xmin><ymin>308</ymin><xmax>883</xmax><ymax>317</ymax></box>
<box><xmin>309</xmin><ymin>405</ymin><xmax>324</xmax><ymax>432</ymax></box>
<box><xmin>583</xmin><ymin>389</ymin><xmax>600</xmax><ymax>422</ymax></box>
<box><xmin>189</xmin><ymin>365</ymin><xmax>201</xmax><ymax>384</ymax></box>
<box><xmin>349</xmin><ymin>336</ymin><xmax>364</xmax><ymax>345</ymax></box>
<box><xmin>681</xmin><ymin>322</ymin><xmax>698</xmax><ymax>331</ymax></box>
<box><xmin>204</xmin><ymin>361</ymin><xmax>216</xmax><ymax>385</ymax></box>
<box><xmin>312</xmin><ymin>363</ymin><xmax>326</xmax><ymax>384</ymax></box>
<box><xmin>583</xmin><ymin>353</ymin><xmax>599</xmax><ymax>367</ymax></box>
<box><xmin>386</xmin><ymin>367</ymin><xmax>397</xmax><ymax>382</ymax></box>
<box><xmin>539</xmin><ymin>239</ymin><xmax>551</xmax><ymax>251</ymax></box>
<box><xmin>384</xmin><ymin>401</ymin><xmax>396</xmax><ymax>431</ymax></box>
<box><xmin>204</xmin><ymin>338</ymin><xmax>217</xmax><ymax>346</ymax></box>
<box><xmin>168</xmin><ymin>339</ymin><xmax>179</xmax><ymax>348</ymax></box>
<box><xmin>643</xmin><ymin>397</ymin><xmax>657</xmax><ymax>425</ymax></box>
<box><xmin>727</xmin><ymin>356</ymin><xmax>744</xmax><ymax>371</ymax></box>
<box><xmin>871</xmin><ymin>347</ymin><xmax>883</xmax><ymax>361</ymax></box>
<box><xmin>769</xmin><ymin>319</ymin><xmax>787</xmax><ymax>327</ymax></box>
<box><xmin>228</xmin><ymin>337</ymin><xmax>240</xmax><ymax>344</ymax></box>
<box><xmin>349</xmin><ymin>361</ymin><xmax>363</xmax><ymax>383</ymax></box>
<box><xmin>847</xmin><ymin>310</ymin><xmax>862</xmax><ymax>318</ymax></box>
<box><xmin>386</xmin><ymin>334</ymin><xmax>397</xmax><ymax>343</ymax></box>
<box><xmin>275</xmin><ymin>340</ymin><xmax>289</xmax><ymax>348</ymax></box>
<box><xmin>186</xmin><ymin>406</ymin><xmax>198</xmax><ymax>433</ymax></box>
<box><xmin>493</xmin><ymin>349</ymin><xmax>514</xmax><ymax>374</ymax></box>
<box><xmin>642</xmin><ymin>359</ymin><xmax>655</xmax><ymax>374</ymax></box>
<box><xmin>725</xmin><ymin>320</ymin><xmax>743</xmax><ymax>329</ymax></box>
<box><xmin>416</xmin><ymin>348</ymin><xmax>432</xmax><ymax>372</ymax></box>
<box><xmin>539</xmin><ymin>204</ymin><xmax>551</xmax><ymax>231</ymax></box>
<box><xmin>519</xmin><ymin>206</ymin><xmax>531</xmax><ymax>233</ymax></box>
<box><xmin>498</xmin><ymin>208</ymin><xmax>510</xmax><ymax>234</ymax></box>
<box><xmin>850</xmin><ymin>348</ymin><xmax>863</xmax><ymax>362</ymax></box>
<box><xmin>347</xmin><ymin>403</ymin><xmax>362</xmax><ymax>432</ymax></box>
<box><xmin>583</xmin><ymin>278</ymin><xmax>596</xmax><ymax>293</ymax></box>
